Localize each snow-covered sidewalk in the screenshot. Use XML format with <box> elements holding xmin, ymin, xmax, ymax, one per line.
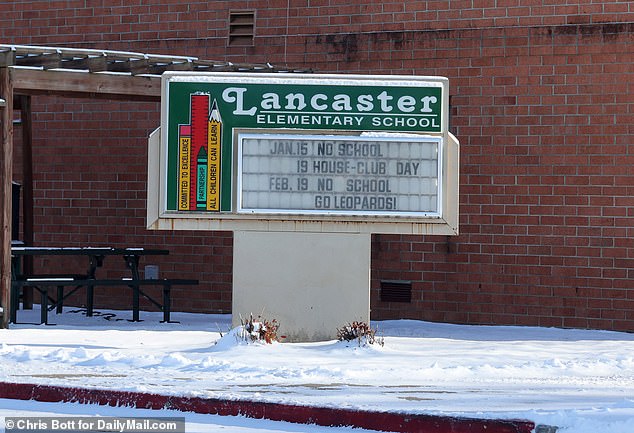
<box><xmin>1</xmin><ymin>307</ymin><xmax>634</xmax><ymax>432</ymax></box>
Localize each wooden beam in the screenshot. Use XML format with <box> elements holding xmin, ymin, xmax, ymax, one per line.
<box><xmin>0</xmin><ymin>50</ymin><xmax>15</xmax><ymax>67</ymax></box>
<box><xmin>10</xmin><ymin>68</ymin><xmax>161</xmax><ymax>100</ymax></box>
<box><xmin>0</xmin><ymin>67</ymin><xmax>13</xmax><ymax>328</ymax></box>
<box><xmin>60</xmin><ymin>55</ymin><xmax>109</xmax><ymax>73</ymax></box>
<box><xmin>146</xmin><ymin>60</ymin><xmax>194</xmax><ymax>75</ymax></box>
<box><xmin>18</xmin><ymin>52</ymin><xmax>62</xmax><ymax>69</ymax></box>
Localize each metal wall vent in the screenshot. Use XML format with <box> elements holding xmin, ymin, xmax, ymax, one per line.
<box><xmin>229</xmin><ymin>11</ymin><xmax>255</xmax><ymax>46</ymax></box>
<box><xmin>380</xmin><ymin>280</ymin><xmax>412</xmax><ymax>303</ymax></box>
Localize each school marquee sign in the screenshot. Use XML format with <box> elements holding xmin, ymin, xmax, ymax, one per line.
<box><xmin>147</xmin><ymin>72</ymin><xmax>459</xmax><ymax>234</ymax></box>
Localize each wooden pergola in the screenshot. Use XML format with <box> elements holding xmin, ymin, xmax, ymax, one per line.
<box><xmin>0</xmin><ymin>44</ymin><xmax>309</xmax><ymax>327</ymax></box>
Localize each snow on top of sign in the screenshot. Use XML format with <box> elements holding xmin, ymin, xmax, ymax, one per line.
<box><xmin>360</xmin><ymin>131</ymin><xmax>433</xmax><ymax>138</ymax></box>
<box><xmin>164</xmin><ymin>72</ymin><xmax>446</xmax><ymax>88</ymax></box>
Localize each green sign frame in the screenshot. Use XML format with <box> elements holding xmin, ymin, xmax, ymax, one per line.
<box><xmin>149</xmin><ymin>72</ymin><xmax>459</xmax><ymax>235</ymax></box>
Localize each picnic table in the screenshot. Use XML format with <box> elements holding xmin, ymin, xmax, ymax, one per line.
<box><xmin>10</xmin><ymin>246</ymin><xmax>198</xmax><ymax>324</ymax></box>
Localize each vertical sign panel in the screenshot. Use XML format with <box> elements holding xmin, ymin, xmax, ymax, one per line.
<box><xmin>177</xmin><ymin>125</ymin><xmax>191</xmax><ymax>211</ymax></box>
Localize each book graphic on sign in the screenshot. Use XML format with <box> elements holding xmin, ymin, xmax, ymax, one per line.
<box><xmin>177</xmin><ymin>125</ymin><xmax>191</xmax><ymax>211</ymax></box>
<box><xmin>177</xmin><ymin>93</ymin><xmax>222</xmax><ymax>211</ymax></box>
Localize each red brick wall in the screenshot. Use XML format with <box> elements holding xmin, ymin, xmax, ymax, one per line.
<box><xmin>11</xmin><ymin>98</ymin><xmax>234</xmax><ymax>313</ymax></box>
<box><xmin>3</xmin><ymin>1</ymin><xmax>634</xmax><ymax>330</ymax></box>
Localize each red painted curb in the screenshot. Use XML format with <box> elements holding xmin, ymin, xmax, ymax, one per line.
<box><xmin>0</xmin><ymin>381</ymin><xmax>536</xmax><ymax>433</ymax></box>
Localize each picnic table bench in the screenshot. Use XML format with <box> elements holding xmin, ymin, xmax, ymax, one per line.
<box><xmin>10</xmin><ymin>247</ymin><xmax>198</xmax><ymax>324</ymax></box>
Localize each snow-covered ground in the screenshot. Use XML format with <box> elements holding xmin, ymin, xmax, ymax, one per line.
<box><xmin>2</xmin><ymin>307</ymin><xmax>634</xmax><ymax>432</ymax></box>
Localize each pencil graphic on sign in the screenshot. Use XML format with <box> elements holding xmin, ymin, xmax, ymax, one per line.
<box><xmin>178</xmin><ymin>125</ymin><xmax>191</xmax><ymax>211</ymax></box>
<box><xmin>190</xmin><ymin>93</ymin><xmax>210</xmax><ymax>210</ymax></box>
<box><xmin>207</xmin><ymin>100</ymin><xmax>221</xmax><ymax>211</ymax></box>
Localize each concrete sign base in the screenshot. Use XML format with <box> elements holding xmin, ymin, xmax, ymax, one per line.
<box><xmin>232</xmin><ymin>231</ymin><xmax>370</xmax><ymax>342</ymax></box>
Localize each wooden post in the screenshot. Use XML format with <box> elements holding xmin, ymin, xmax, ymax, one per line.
<box><xmin>0</xmin><ymin>67</ymin><xmax>13</xmax><ymax>328</ymax></box>
<box><xmin>20</xmin><ymin>95</ymin><xmax>33</xmax><ymax>308</ymax></box>
<box><xmin>0</xmin><ymin>97</ymin><xmax>3</xmax><ymax>327</ymax></box>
